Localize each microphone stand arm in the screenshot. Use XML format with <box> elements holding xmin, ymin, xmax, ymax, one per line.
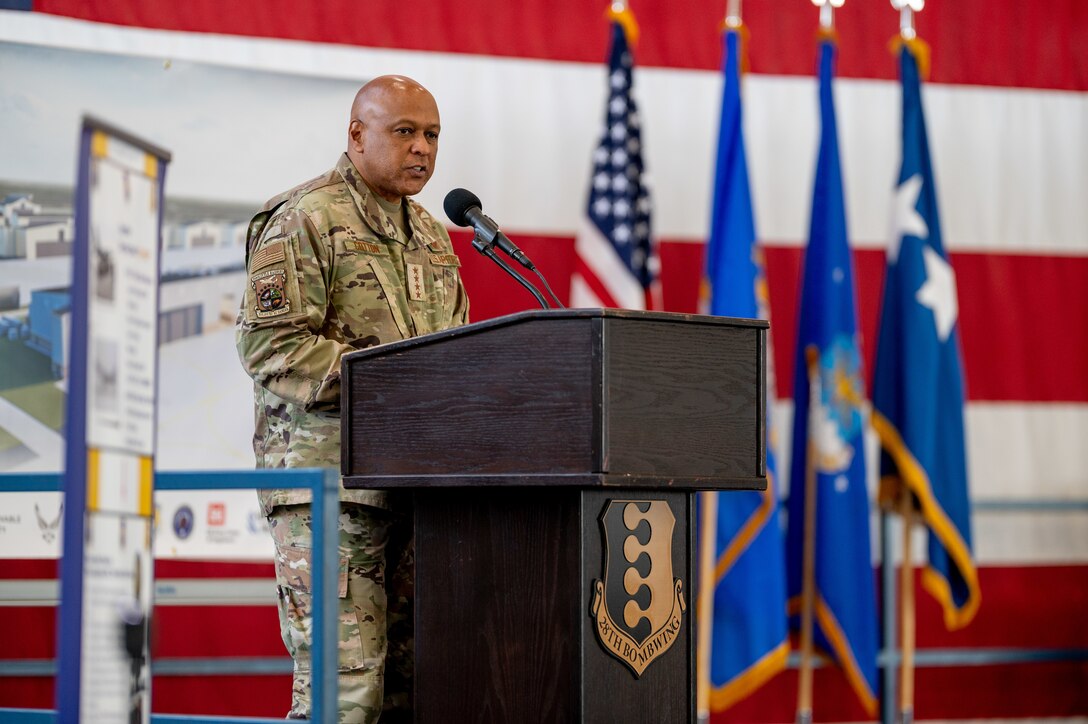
<box><xmin>471</xmin><ymin>232</ymin><xmax>550</xmax><ymax>310</ymax></box>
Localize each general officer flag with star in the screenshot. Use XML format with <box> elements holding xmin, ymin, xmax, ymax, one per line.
<box><xmin>872</xmin><ymin>41</ymin><xmax>980</xmax><ymax>630</ymax></box>
<box><xmin>784</xmin><ymin>36</ymin><xmax>879</xmax><ymax>716</ymax></box>
<box><xmin>699</xmin><ymin>25</ymin><xmax>788</xmax><ymax>712</ymax></box>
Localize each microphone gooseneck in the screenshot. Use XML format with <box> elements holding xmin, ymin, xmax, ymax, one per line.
<box><xmin>443</xmin><ymin>188</ymin><xmax>563</xmax><ymax>310</ymax></box>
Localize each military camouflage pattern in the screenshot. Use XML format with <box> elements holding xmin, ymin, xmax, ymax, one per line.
<box><xmin>270</xmin><ymin>503</ymin><xmax>414</xmax><ymax>723</ymax></box>
<box><xmin>236</xmin><ymin>153</ymin><xmax>467</xmax><ymax>720</ymax></box>
<box><xmin>236</xmin><ymin>153</ymin><xmax>470</xmax><ymax>513</ymax></box>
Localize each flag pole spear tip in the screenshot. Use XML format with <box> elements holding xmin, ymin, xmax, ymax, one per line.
<box><xmin>892</xmin><ymin>0</ymin><xmax>924</xmax><ymax>40</ymax></box>
<box><xmin>812</xmin><ymin>0</ymin><xmax>844</xmax><ymax>33</ymax></box>
<box><xmin>725</xmin><ymin>0</ymin><xmax>742</xmax><ymax>29</ymax></box>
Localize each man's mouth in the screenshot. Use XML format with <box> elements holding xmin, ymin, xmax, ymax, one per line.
<box><xmin>407</xmin><ymin>165</ymin><xmax>427</xmax><ymax>176</ymax></box>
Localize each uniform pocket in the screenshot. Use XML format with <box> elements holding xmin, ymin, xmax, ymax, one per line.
<box><xmin>274</xmin><ymin>543</ymin><xmax>350</xmax><ymax>598</ymax></box>
<box><xmin>428</xmin><ymin>252</ymin><xmax>462</xmax><ymax>320</ymax></box>
<box><xmin>273</xmin><ymin>543</ymin><xmax>360</xmax><ymax>673</ymax></box>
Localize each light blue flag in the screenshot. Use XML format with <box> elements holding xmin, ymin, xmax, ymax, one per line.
<box><xmin>701</xmin><ymin>27</ymin><xmax>789</xmax><ymax>711</ymax></box>
<box><xmin>784</xmin><ymin>37</ymin><xmax>879</xmax><ymax>716</ymax></box>
<box><xmin>872</xmin><ymin>43</ymin><xmax>979</xmax><ymax>630</ymax></box>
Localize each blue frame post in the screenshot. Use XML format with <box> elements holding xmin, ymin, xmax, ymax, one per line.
<box><xmin>309</xmin><ymin>467</ymin><xmax>340</xmax><ymax>721</ymax></box>
<box><xmin>881</xmin><ymin>509</ymin><xmax>897</xmax><ymax>724</ymax></box>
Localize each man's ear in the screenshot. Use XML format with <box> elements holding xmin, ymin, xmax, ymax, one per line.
<box><xmin>348</xmin><ymin>119</ymin><xmax>365</xmax><ymax>153</ymax></box>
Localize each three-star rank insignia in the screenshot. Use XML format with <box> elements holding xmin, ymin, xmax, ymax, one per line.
<box><xmin>591</xmin><ymin>500</ymin><xmax>686</xmax><ymax>677</ymax></box>
<box><xmin>251</xmin><ymin>268</ymin><xmax>290</xmax><ymax>318</ymax></box>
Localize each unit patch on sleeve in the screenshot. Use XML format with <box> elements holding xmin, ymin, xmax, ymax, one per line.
<box><xmin>251</xmin><ymin>268</ymin><xmax>291</xmax><ymax>317</ymax></box>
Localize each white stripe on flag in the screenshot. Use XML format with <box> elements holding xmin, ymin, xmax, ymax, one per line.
<box><xmin>573</xmin><ymin>218</ymin><xmax>645</xmax><ymax>309</ymax></box>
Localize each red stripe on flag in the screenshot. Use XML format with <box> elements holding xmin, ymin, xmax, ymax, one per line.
<box><xmin>35</xmin><ymin>0</ymin><xmax>1088</xmax><ymax>91</ymax></box>
<box><xmin>452</xmin><ymin>233</ymin><xmax>1088</xmax><ymax>402</ymax></box>
<box><xmin>572</xmin><ymin>255</ymin><xmax>620</xmax><ymax>308</ymax></box>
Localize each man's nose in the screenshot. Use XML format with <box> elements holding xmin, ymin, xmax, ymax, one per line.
<box><xmin>410</xmin><ymin>133</ymin><xmax>433</xmax><ymax>155</ymax></box>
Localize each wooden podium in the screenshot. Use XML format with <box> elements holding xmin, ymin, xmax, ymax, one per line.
<box><xmin>341</xmin><ymin>309</ymin><xmax>767</xmax><ymax>723</ymax></box>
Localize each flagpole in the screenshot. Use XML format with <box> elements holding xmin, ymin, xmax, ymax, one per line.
<box><xmin>811</xmin><ymin>0</ymin><xmax>844</xmax><ymax>32</ymax></box>
<box><xmin>898</xmin><ymin>489</ymin><xmax>916</xmax><ymax>724</ymax></box>
<box><xmin>726</xmin><ymin>0</ymin><xmax>742</xmax><ymax>29</ymax></box>
<box><xmin>892</xmin><ymin>0</ymin><xmax>922</xmax><ymax>41</ymax></box>
<box><xmin>696</xmin><ymin>490</ymin><xmax>719</xmax><ymax>723</ymax></box>
<box><xmin>889</xmin><ymin>7</ymin><xmax>924</xmax><ymax>724</ymax></box>
<box><xmin>796</xmin><ymin>345</ymin><xmax>819</xmax><ymax>724</ymax></box>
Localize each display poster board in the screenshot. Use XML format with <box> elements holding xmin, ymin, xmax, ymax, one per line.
<box><xmin>56</xmin><ymin>117</ymin><xmax>170</xmax><ymax>724</ymax></box>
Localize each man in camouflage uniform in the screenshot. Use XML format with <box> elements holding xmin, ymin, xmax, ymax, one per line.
<box><xmin>236</xmin><ymin>75</ymin><xmax>469</xmax><ymax>722</ymax></box>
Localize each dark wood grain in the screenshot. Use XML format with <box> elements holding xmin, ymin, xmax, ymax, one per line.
<box><xmin>341</xmin><ymin>309</ymin><xmax>767</xmax><ymax>489</ymax></box>
<box><xmin>344</xmin><ymin>318</ymin><xmax>597</xmax><ymax>476</ymax></box>
<box><xmin>602</xmin><ymin>318</ymin><xmax>760</xmax><ymax>478</ymax></box>
<box><xmin>415</xmin><ymin>488</ymin><xmax>581</xmax><ymax>723</ymax></box>
<box><xmin>344</xmin><ymin>472</ymin><xmax>766</xmax><ymax>491</ymax></box>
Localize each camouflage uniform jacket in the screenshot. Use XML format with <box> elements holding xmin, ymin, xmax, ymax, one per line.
<box><xmin>236</xmin><ymin>153</ymin><xmax>470</xmax><ymax>515</ymax></box>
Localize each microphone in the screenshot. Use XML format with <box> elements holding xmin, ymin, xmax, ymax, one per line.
<box><xmin>443</xmin><ymin>188</ymin><xmax>535</xmax><ymax>270</ymax></box>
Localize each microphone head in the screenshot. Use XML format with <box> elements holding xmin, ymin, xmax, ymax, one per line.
<box><xmin>443</xmin><ymin>188</ymin><xmax>482</xmax><ymax>227</ymax></box>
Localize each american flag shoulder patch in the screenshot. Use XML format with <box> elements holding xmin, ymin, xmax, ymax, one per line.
<box><xmin>250</xmin><ymin>241</ymin><xmax>286</xmax><ymax>271</ymax></box>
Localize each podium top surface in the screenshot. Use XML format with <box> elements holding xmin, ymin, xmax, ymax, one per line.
<box><xmin>342</xmin><ymin>307</ymin><xmax>768</xmax><ymax>364</ymax></box>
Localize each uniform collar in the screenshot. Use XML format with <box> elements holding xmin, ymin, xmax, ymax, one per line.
<box><xmin>335</xmin><ymin>153</ymin><xmax>428</xmax><ymax>248</ymax></box>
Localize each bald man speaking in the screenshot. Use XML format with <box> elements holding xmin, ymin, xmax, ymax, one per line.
<box><xmin>236</xmin><ymin>76</ymin><xmax>470</xmax><ymax>722</ymax></box>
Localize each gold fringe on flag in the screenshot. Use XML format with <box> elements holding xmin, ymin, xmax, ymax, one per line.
<box><xmin>606</xmin><ymin>3</ymin><xmax>640</xmax><ymax>46</ymax></box>
<box><xmin>720</xmin><ymin>18</ymin><xmax>751</xmax><ymax>76</ymax></box>
<box><xmin>816</xmin><ymin>26</ymin><xmax>840</xmax><ymax>45</ymax></box>
<box><xmin>889</xmin><ymin>34</ymin><xmax>931</xmax><ymax>80</ymax></box>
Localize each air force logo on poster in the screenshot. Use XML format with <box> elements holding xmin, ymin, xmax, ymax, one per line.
<box><xmin>591</xmin><ymin>500</ymin><xmax>686</xmax><ymax>677</ymax></box>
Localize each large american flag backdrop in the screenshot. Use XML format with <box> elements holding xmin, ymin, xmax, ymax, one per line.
<box><xmin>1</xmin><ymin>1</ymin><xmax>1085</xmax><ymax>720</ymax></box>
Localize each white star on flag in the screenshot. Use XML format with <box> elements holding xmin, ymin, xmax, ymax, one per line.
<box><xmin>593</xmin><ymin>172</ymin><xmax>610</xmax><ymax>190</ymax></box>
<box><xmin>889</xmin><ymin>174</ymin><xmax>928</xmax><ymax>263</ymax></box>
<box><xmin>916</xmin><ymin>244</ymin><xmax>959</xmax><ymax>341</ymax></box>
<box><xmin>610</xmin><ymin>70</ymin><xmax>626</xmax><ymax>88</ymax></box>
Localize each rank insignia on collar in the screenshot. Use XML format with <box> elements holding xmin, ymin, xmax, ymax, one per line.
<box><xmin>591</xmin><ymin>499</ymin><xmax>686</xmax><ymax>678</ymax></box>
<box><xmin>251</xmin><ymin>268</ymin><xmax>290</xmax><ymax>318</ymax></box>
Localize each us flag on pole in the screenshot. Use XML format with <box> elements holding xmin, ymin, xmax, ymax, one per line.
<box><xmin>571</xmin><ymin>6</ymin><xmax>661</xmax><ymax>310</ymax></box>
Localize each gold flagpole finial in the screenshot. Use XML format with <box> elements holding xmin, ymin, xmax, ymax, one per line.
<box><xmin>891</xmin><ymin>0</ymin><xmax>924</xmax><ymax>40</ymax></box>
<box><xmin>812</xmin><ymin>0</ymin><xmax>845</xmax><ymax>31</ymax></box>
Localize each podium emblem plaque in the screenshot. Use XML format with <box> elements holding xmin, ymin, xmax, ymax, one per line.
<box><xmin>591</xmin><ymin>499</ymin><xmax>687</xmax><ymax>677</ymax></box>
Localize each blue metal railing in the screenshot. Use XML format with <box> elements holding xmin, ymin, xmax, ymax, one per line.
<box><xmin>0</xmin><ymin>469</ymin><xmax>340</xmax><ymax>724</ymax></box>
<box><xmin>3</xmin><ymin>474</ymin><xmax>1086</xmax><ymax>722</ymax></box>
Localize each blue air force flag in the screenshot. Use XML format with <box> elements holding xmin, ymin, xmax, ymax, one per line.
<box><xmin>872</xmin><ymin>42</ymin><xmax>979</xmax><ymax>630</ymax></box>
<box><xmin>699</xmin><ymin>26</ymin><xmax>788</xmax><ymax>712</ymax></box>
<box><xmin>784</xmin><ymin>38</ymin><xmax>879</xmax><ymax>716</ymax></box>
